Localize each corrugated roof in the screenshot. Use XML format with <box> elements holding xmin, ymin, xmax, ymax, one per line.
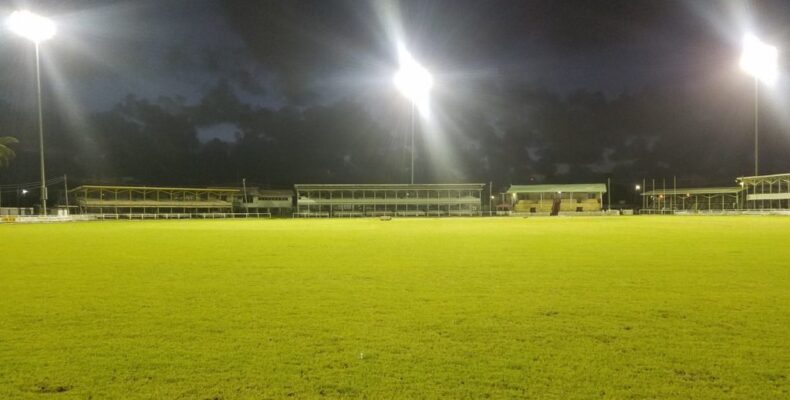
<box><xmin>295</xmin><ymin>183</ymin><xmax>485</xmax><ymax>191</ymax></box>
<box><xmin>642</xmin><ymin>187</ymin><xmax>743</xmax><ymax>196</ymax></box>
<box><xmin>255</xmin><ymin>189</ymin><xmax>294</xmax><ymax>196</ymax></box>
<box><xmin>69</xmin><ymin>185</ymin><xmax>240</xmax><ymax>193</ymax></box>
<box><xmin>506</xmin><ymin>183</ymin><xmax>607</xmax><ymax>194</ymax></box>
<box><xmin>737</xmin><ymin>172</ymin><xmax>790</xmax><ymax>181</ymax></box>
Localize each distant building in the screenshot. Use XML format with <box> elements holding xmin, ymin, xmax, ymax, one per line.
<box><xmin>235</xmin><ymin>188</ymin><xmax>293</xmax><ymax>216</ymax></box>
<box><xmin>737</xmin><ymin>172</ymin><xmax>790</xmax><ymax>209</ymax></box>
<box><xmin>294</xmin><ymin>183</ymin><xmax>484</xmax><ymax>217</ymax></box>
<box><xmin>69</xmin><ymin>185</ymin><xmax>238</xmax><ymax>215</ymax></box>
<box><xmin>641</xmin><ymin>187</ymin><xmax>743</xmax><ymax>212</ymax></box>
<box><xmin>507</xmin><ymin>183</ymin><xmax>607</xmax><ymax>215</ymax></box>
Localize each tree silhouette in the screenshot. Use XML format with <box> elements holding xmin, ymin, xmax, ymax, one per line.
<box><xmin>0</xmin><ymin>136</ymin><xmax>18</xmax><ymax>168</ymax></box>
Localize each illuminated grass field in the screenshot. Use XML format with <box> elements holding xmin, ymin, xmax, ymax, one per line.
<box><xmin>1</xmin><ymin>217</ymin><xmax>788</xmax><ymax>399</ymax></box>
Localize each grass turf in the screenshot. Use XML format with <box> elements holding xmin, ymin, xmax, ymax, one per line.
<box><xmin>1</xmin><ymin>216</ymin><xmax>788</xmax><ymax>399</ymax></box>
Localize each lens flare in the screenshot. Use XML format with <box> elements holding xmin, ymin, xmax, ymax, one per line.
<box><xmin>393</xmin><ymin>43</ymin><xmax>433</xmax><ymax>116</ymax></box>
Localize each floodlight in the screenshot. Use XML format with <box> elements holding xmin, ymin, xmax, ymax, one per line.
<box><xmin>740</xmin><ymin>33</ymin><xmax>778</xmax><ymax>86</ymax></box>
<box><xmin>7</xmin><ymin>10</ymin><xmax>56</xmax><ymax>214</ymax></box>
<box><xmin>21</xmin><ymin>189</ymin><xmax>28</xmax><ymax>194</ymax></box>
<box><xmin>635</xmin><ymin>184</ymin><xmax>641</xmax><ymax>191</ymax></box>
<box><xmin>393</xmin><ymin>44</ymin><xmax>432</xmax><ymax>116</ymax></box>
<box><xmin>739</xmin><ymin>33</ymin><xmax>777</xmax><ymax>176</ymax></box>
<box><xmin>7</xmin><ymin>10</ymin><xmax>55</xmax><ymax>43</ymax></box>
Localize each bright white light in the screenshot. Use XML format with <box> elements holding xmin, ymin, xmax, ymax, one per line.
<box><xmin>635</xmin><ymin>184</ymin><xmax>641</xmax><ymax>191</ymax></box>
<box><xmin>393</xmin><ymin>43</ymin><xmax>433</xmax><ymax>116</ymax></box>
<box><xmin>740</xmin><ymin>33</ymin><xmax>778</xmax><ymax>85</ymax></box>
<box><xmin>21</xmin><ymin>189</ymin><xmax>28</xmax><ymax>194</ymax></box>
<box><xmin>7</xmin><ymin>10</ymin><xmax>55</xmax><ymax>43</ymax></box>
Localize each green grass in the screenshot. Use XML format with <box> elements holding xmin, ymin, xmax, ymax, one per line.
<box><xmin>1</xmin><ymin>216</ymin><xmax>788</xmax><ymax>399</ymax></box>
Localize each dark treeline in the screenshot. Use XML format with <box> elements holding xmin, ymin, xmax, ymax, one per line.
<box><xmin>2</xmin><ymin>78</ymin><xmax>789</xmax><ymax>196</ymax></box>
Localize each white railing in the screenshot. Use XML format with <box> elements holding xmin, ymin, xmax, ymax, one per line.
<box><xmin>92</xmin><ymin>212</ymin><xmax>272</xmax><ymax>220</ymax></box>
<box><xmin>292</xmin><ymin>212</ymin><xmax>330</xmax><ymax>218</ymax></box>
<box><xmin>1</xmin><ymin>215</ymin><xmax>98</xmax><ymax>223</ymax></box>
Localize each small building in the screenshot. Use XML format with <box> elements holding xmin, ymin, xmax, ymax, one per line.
<box><xmin>69</xmin><ymin>185</ymin><xmax>239</xmax><ymax>215</ymax></box>
<box><xmin>294</xmin><ymin>183</ymin><xmax>484</xmax><ymax>217</ymax></box>
<box><xmin>235</xmin><ymin>188</ymin><xmax>293</xmax><ymax>216</ymax></box>
<box><xmin>507</xmin><ymin>183</ymin><xmax>606</xmax><ymax>215</ymax></box>
<box><xmin>737</xmin><ymin>173</ymin><xmax>790</xmax><ymax>209</ymax></box>
<box><xmin>641</xmin><ymin>187</ymin><xmax>744</xmax><ymax>212</ymax></box>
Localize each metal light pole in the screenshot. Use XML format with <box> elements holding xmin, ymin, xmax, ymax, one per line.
<box><xmin>740</xmin><ymin>33</ymin><xmax>777</xmax><ymax>176</ymax></box>
<box><xmin>63</xmin><ymin>174</ymin><xmax>69</xmax><ymax>214</ymax></box>
<box><xmin>35</xmin><ymin>42</ymin><xmax>47</xmax><ymax>214</ymax></box>
<box><xmin>489</xmin><ymin>181</ymin><xmax>493</xmax><ymax>216</ymax></box>
<box><xmin>634</xmin><ymin>184</ymin><xmax>641</xmax><ymax>211</ymax></box>
<box><xmin>607</xmin><ymin>177</ymin><xmax>611</xmax><ymax>211</ymax></box>
<box><xmin>410</xmin><ymin>102</ymin><xmax>415</xmax><ymax>184</ymax></box>
<box><xmin>393</xmin><ymin>43</ymin><xmax>432</xmax><ymax>185</ymax></box>
<box><xmin>753</xmin><ymin>77</ymin><xmax>759</xmax><ymax>175</ymax></box>
<box><xmin>242</xmin><ymin>178</ymin><xmax>248</xmax><ymax>203</ymax></box>
<box><xmin>7</xmin><ymin>10</ymin><xmax>56</xmax><ymax>215</ymax></box>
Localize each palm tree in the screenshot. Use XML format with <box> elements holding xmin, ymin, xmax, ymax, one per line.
<box><xmin>0</xmin><ymin>136</ymin><xmax>19</xmax><ymax>167</ymax></box>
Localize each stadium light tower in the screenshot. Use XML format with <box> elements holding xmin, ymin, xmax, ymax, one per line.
<box><xmin>7</xmin><ymin>10</ymin><xmax>56</xmax><ymax>215</ymax></box>
<box><xmin>740</xmin><ymin>33</ymin><xmax>777</xmax><ymax>176</ymax></box>
<box><xmin>394</xmin><ymin>43</ymin><xmax>432</xmax><ymax>184</ymax></box>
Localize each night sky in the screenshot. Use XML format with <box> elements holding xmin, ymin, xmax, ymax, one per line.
<box><xmin>2</xmin><ymin>0</ymin><xmax>790</xmax><ymax>199</ymax></box>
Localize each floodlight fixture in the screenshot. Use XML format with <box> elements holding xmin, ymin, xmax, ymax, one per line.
<box><xmin>393</xmin><ymin>43</ymin><xmax>433</xmax><ymax>184</ymax></box>
<box><xmin>739</xmin><ymin>33</ymin><xmax>777</xmax><ymax>176</ymax></box>
<box><xmin>7</xmin><ymin>9</ymin><xmax>56</xmax><ymax>214</ymax></box>
<box><xmin>7</xmin><ymin>10</ymin><xmax>55</xmax><ymax>43</ymax></box>
<box><xmin>741</xmin><ymin>34</ymin><xmax>778</xmax><ymax>86</ymax></box>
<box><xmin>393</xmin><ymin>44</ymin><xmax>433</xmax><ymax>117</ymax></box>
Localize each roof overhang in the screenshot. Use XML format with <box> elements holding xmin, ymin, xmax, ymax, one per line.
<box><xmin>69</xmin><ymin>185</ymin><xmax>240</xmax><ymax>194</ymax></box>
<box><xmin>642</xmin><ymin>187</ymin><xmax>743</xmax><ymax>196</ymax></box>
<box><xmin>295</xmin><ymin>183</ymin><xmax>485</xmax><ymax>191</ymax></box>
<box><xmin>506</xmin><ymin>183</ymin><xmax>607</xmax><ymax>194</ymax></box>
<box><xmin>736</xmin><ymin>172</ymin><xmax>790</xmax><ymax>182</ymax></box>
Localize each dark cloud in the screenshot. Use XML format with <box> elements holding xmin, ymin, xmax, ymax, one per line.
<box><xmin>221</xmin><ymin>0</ymin><xmax>734</xmax><ymax>99</ymax></box>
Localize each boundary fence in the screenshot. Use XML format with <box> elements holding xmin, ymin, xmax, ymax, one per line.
<box><xmin>0</xmin><ymin>212</ymin><xmax>272</xmax><ymax>223</ymax></box>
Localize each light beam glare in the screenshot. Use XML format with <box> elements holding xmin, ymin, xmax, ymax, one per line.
<box><xmin>393</xmin><ymin>42</ymin><xmax>433</xmax><ymax>117</ymax></box>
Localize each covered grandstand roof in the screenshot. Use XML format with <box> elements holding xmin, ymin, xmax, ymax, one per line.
<box><xmin>642</xmin><ymin>187</ymin><xmax>743</xmax><ymax>196</ymax></box>
<box><xmin>736</xmin><ymin>172</ymin><xmax>790</xmax><ymax>181</ymax></box>
<box><xmin>506</xmin><ymin>183</ymin><xmax>606</xmax><ymax>194</ymax></box>
<box><xmin>295</xmin><ymin>183</ymin><xmax>484</xmax><ymax>190</ymax></box>
<box><xmin>69</xmin><ymin>185</ymin><xmax>239</xmax><ymax>211</ymax></box>
<box><xmin>256</xmin><ymin>189</ymin><xmax>293</xmax><ymax>196</ymax></box>
<box><xmin>69</xmin><ymin>185</ymin><xmax>239</xmax><ymax>193</ymax></box>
